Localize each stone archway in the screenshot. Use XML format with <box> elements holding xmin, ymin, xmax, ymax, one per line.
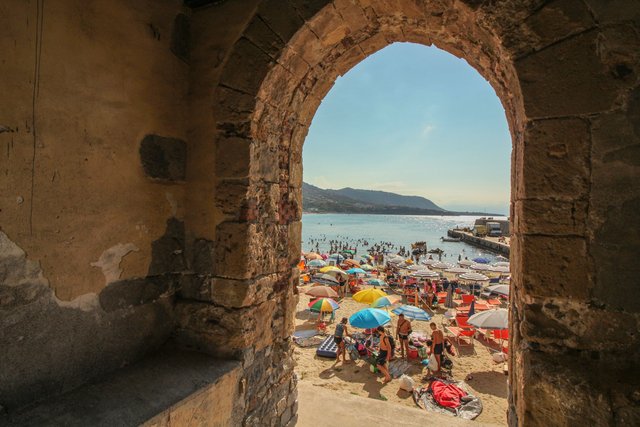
<box><xmin>202</xmin><ymin>1</ymin><xmax>640</xmax><ymax>426</ymax></box>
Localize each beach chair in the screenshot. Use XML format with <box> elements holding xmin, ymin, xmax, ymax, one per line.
<box><xmin>460</xmin><ymin>294</ymin><xmax>475</xmax><ymax>305</ymax></box>
<box><xmin>445</xmin><ymin>326</ymin><xmax>475</xmax><ymax>348</ymax></box>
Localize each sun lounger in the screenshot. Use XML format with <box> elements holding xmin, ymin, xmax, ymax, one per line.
<box><xmin>446</xmin><ymin>326</ymin><xmax>475</xmax><ymax>347</ymax></box>
<box><xmin>316</xmin><ymin>336</ymin><xmax>338</xmax><ymax>358</ymax></box>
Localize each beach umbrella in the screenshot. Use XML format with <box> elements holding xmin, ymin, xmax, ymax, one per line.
<box><xmin>305</xmin><ymin>252</ymin><xmax>322</xmax><ymax>260</ymax></box>
<box><xmin>445</xmin><ymin>286</ymin><xmax>455</xmax><ymax>309</ymax></box>
<box><xmin>391</xmin><ymin>305</ymin><xmax>431</xmax><ymax>321</ymax></box>
<box><xmin>341</xmin><ymin>249</ymin><xmax>356</xmax><ymax>255</ymax></box>
<box><xmin>467</xmin><ymin>308</ymin><xmax>509</xmax><ymax>330</ymax></box>
<box><xmin>360</xmin><ymin>264</ymin><xmax>374</xmax><ymax>271</ymax></box>
<box><xmin>431</xmin><ymin>261</ymin><xmax>454</xmax><ymax>270</ymax></box>
<box><xmin>493</xmin><ymin>261</ymin><xmax>510</xmax><ymax>267</ymax></box>
<box><xmin>495</xmin><ymin>255</ymin><xmax>509</xmax><ymax>262</ymax></box>
<box><xmin>367</xmin><ymin>278</ymin><xmax>387</xmax><ymax>286</ymax></box>
<box><xmin>470</xmin><ymin>263</ymin><xmax>492</xmax><ymax>272</ymax></box>
<box><xmin>342</xmin><ymin>259</ymin><xmax>361</xmax><ymax>268</ymax></box>
<box><xmin>328</xmin><ymin>253</ymin><xmax>345</xmax><ymax>262</ymax></box>
<box><xmin>308</xmin><ymin>298</ymin><xmax>340</xmax><ymax>313</ymax></box>
<box><xmin>459</xmin><ymin>272</ymin><xmax>490</xmax><ymax>282</ymax></box>
<box><xmin>319</xmin><ymin>266</ymin><xmax>344</xmax><ymax>274</ymax></box>
<box><xmin>468</xmin><ymin>300</ymin><xmax>476</xmax><ymax>317</ymax></box>
<box><xmin>410</xmin><ymin>270</ymin><xmax>439</xmax><ymax>278</ymax></box>
<box><xmin>422</xmin><ymin>259</ymin><xmax>440</xmax><ymax>266</ymax></box>
<box><xmin>353</xmin><ymin>288</ymin><xmax>387</xmax><ymax>304</ymax></box>
<box><xmin>444</xmin><ymin>267</ymin><xmax>472</xmax><ymax>275</ymax></box>
<box><xmin>306</xmin><ymin>286</ymin><xmax>338</xmax><ymax>298</ymax></box>
<box><xmin>405</xmin><ymin>264</ymin><xmax>427</xmax><ymax>271</ymax></box>
<box><xmin>349</xmin><ymin>308</ymin><xmax>391</xmax><ymax>329</ymax></box>
<box><xmin>473</xmin><ymin>257</ymin><xmax>491</xmax><ymax>264</ymax></box>
<box><xmin>490</xmin><ymin>265</ymin><xmax>510</xmax><ymax>273</ymax></box>
<box><xmin>345</xmin><ymin>267</ymin><xmax>366</xmax><ymax>275</ymax></box>
<box><xmin>487</xmin><ymin>284</ymin><xmax>510</xmax><ymax>296</ymax></box>
<box><xmin>312</xmin><ymin>273</ymin><xmax>339</xmax><ymax>284</ymax></box>
<box><xmin>458</xmin><ymin>259</ymin><xmax>474</xmax><ymax>267</ymax></box>
<box><xmin>320</xmin><ymin>253</ymin><xmax>328</xmax><ymax>260</ymax></box>
<box><xmin>307</xmin><ymin>259</ymin><xmax>326</xmax><ymax>268</ymax></box>
<box><xmin>371</xmin><ymin>295</ymin><xmax>402</xmax><ymax>308</ymax></box>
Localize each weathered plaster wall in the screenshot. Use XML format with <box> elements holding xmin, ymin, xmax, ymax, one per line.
<box><xmin>0</xmin><ymin>0</ymin><xmax>189</xmax><ymax>300</ymax></box>
<box><xmin>0</xmin><ymin>0</ymin><xmax>191</xmax><ymax>410</ymax></box>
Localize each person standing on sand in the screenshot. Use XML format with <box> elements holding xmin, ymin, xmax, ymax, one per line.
<box><xmin>376</xmin><ymin>326</ymin><xmax>392</xmax><ymax>383</ymax></box>
<box><xmin>334</xmin><ymin>318</ymin><xmax>351</xmax><ymax>364</ymax></box>
<box><xmin>429</xmin><ymin>322</ymin><xmax>444</xmax><ymax>375</ymax></box>
<box><xmin>396</xmin><ymin>313</ymin><xmax>412</xmax><ymax>359</ymax></box>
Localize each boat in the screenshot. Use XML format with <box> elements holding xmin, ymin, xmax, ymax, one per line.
<box><xmin>428</xmin><ymin>248</ymin><xmax>444</xmax><ymax>254</ymax></box>
<box><xmin>441</xmin><ymin>237</ymin><xmax>461</xmax><ymax>242</ymax></box>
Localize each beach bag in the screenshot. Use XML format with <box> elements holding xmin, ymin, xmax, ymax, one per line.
<box><xmin>399</xmin><ymin>374</ymin><xmax>415</xmax><ymax>392</ymax></box>
<box><xmin>429</xmin><ymin>352</ymin><xmax>438</xmax><ymax>368</ymax></box>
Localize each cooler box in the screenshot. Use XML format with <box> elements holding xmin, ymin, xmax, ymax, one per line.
<box><xmin>408</xmin><ymin>347</ymin><xmax>419</xmax><ymax>359</ymax></box>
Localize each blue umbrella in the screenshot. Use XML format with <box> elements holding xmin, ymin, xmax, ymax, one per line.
<box><xmin>328</xmin><ymin>253</ymin><xmax>345</xmax><ymax>262</ymax></box>
<box><xmin>391</xmin><ymin>305</ymin><xmax>431</xmax><ymax>321</ymax></box>
<box><xmin>349</xmin><ymin>308</ymin><xmax>391</xmax><ymax>328</ymax></box>
<box><xmin>473</xmin><ymin>257</ymin><xmax>490</xmax><ymax>264</ymax></box>
<box><xmin>346</xmin><ymin>268</ymin><xmax>366</xmax><ymax>275</ymax></box>
<box><xmin>367</xmin><ymin>278</ymin><xmax>387</xmax><ymax>287</ymax></box>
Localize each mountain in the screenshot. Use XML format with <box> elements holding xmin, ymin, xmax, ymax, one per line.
<box><xmin>302</xmin><ymin>182</ymin><xmax>499</xmax><ymax>216</ymax></box>
<box><xmin>332</xmin><ymin>187</ymin><xmax>445</xmax><ymax>211</ymax></box>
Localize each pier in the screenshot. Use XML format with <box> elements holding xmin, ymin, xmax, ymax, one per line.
<box><xmin>447</xmin><ymin>229</ymin><xmax>510</xmax><ymax>256</ymax></box>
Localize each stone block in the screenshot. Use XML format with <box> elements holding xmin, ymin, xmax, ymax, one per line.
<box><xmin>219</xmin><ymin>37</ymin><xmax>275</xmax><ymax>95</ymax></box>
<box><xmin>513</xmin><ymin>199</ymin><xmax>586</xmax><ymax>236</ymax></box>
<box><xmin>288</xmin><ymin>0</ymin><xmax>331</xmax><ymax>21</ymax></box>
<box><xmin>359</xmin><ymin>32</ymin><xmax>388</xmax><ymax>55</ymax></box>
<box><xmin>214</xmin><ymin>222</ymin><xmax>252</xmax><ymax>279</ymax></box>
<box><xmin>189</xmin><ymin>238</ymin><xmax>215</xmax><ymax>275</ymax></box>
<box><xmin>149</xmin><ymin>218</ymin><xmax>187</xmax><ymax>276</ymax></box>
<box><xmin>514</xmin><ymin>234</ymin><xmax>590</xmax><ymax>300</ymax></box>
<box><xmin>515</xmin><ymin>30</ymin><xmax>620</xmax><ymax>117</ymax></box>
<box><xmin>214</xmin><ymin>86</ymin><xmax>257</xmax><ymax>128</ymax></box>
<box><xmin>518</xmin><ymin>118</ymin><xmax>590</xmax><ymax>201</ymax></box>
<box><xmin>590</xmin><ymin>197</ymin><xmax>640</xmax><ymax>312</ymax></box>
<box><xmin>243</xmin><ymin>15</ymin><xmax>285</xmax><ymax>59</ymax></box>
<box><xmin>139</xmin><ymin>135</ymin><xmax>187</xmax><ymax>182</ymax></box>
<box><xmin>258</xmin><ymin>0</ymin><xmax>305</xmax><ymax>44</ymax></box>
<box><xmin>178</xmin><ymin>274</ymin><xmax>213</xmax><ymax>302</ymax></box>
<box><xmin>215</xmin><ymin>136</ymin><xmax>252</xmax><ymax>179</ymax></box>
<box><xmin>334</xmin><ymin>0</ymin><xmax>369</xmax><ymax>33</ymax></box>
<box><xmin>210</xmin><ymin>274</ymin><xmax>277</xmax><ymax>308</ymax></box>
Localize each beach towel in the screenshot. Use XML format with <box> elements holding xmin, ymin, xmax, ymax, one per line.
<box><xmin>388</xmin><ymin>359</ymin><xmax>410</xmax><ymax>378</ymax></box>
<box><xmin>431</xmin><ymin>380</ymin><xmax>467</xmax><ymax>408</ymax></box>
<box><xmin>413</xmin><ymin>379</ymin><xmax>483</xmax><ymax>420</ymax></box>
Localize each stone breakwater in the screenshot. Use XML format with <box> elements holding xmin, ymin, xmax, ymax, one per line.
<box><xmin>447</xmin><ymin>229</ymin><xmax>510</xmax><ymax>256</ymax></box>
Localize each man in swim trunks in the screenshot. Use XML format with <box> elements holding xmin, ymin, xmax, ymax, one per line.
<box><xmin>396</xmin><ymin>313</ymin><xmax>412</xmax><ymax>359</ymax></box>
<box><xmin>375</xmin><ymin>326</ymin><xmax>392</xmax><ymax>383</ymax></box>
<box><xmin>334</xmin><ymin>317</ymin><xmax>351</xmax><ymax>363</ymax></box>
<box><xmin>429</xmin><ymin>322</ymin><xmax>444</xmax><ymax>374</ymax></box>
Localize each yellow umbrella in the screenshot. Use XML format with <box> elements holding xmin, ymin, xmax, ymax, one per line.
<box><xmin>319</xmin><ymin>266</ymin><xmax>345</xmax><ymax>274</ymax></box>
<box><xmin>353</xmin><ymin>288</ymin><xmax>387</xmax><ymax>304</ymax></box>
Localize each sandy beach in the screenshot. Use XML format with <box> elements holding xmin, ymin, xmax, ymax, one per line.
<box><xmin>293</xmin><ymin>282</ymin><xmax>508</xmax><ymax>425</ymax></box>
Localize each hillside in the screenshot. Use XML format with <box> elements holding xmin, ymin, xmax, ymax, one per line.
<box><xmin>302</xmin><ymin>182</ymin><xmax>499</xmax><ymax>216</ymax></box>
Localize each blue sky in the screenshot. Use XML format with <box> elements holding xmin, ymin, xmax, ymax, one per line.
<box><xmin>302</xmin><ymin>42</ymin><xmax>511</xmax><ymax>215</ymax></box>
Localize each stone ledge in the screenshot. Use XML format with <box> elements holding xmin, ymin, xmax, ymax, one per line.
<box><xmin>0</xmin><ymin>347</ymin><xmax>242</xmax><ymax>427</ymax></box>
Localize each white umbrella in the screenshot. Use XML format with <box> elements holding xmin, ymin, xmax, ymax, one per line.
<box><xmin>470</xmin><ymin>263</ymin><xmax>492</xmax><ymax>272</ymax></box>
<box><xmin>487</xmin><ymin>284</ymin><xmax>510</xmax><ymax>296</ymax></box>
<box><xmin>405</xmin><ymin>264</ymin><xmax>427</xmax><ymax>271</ymax></box>
<box><xmin>444</xmin><ymin>267</ymin><xmax>472</xmax><ymax>275</ymax></box>
<box><xmin>422</xmin><ymin>259</ymin><xmax>440</xmax><ymax>266</ymax></box>
<box><xmin>459</xmin><ymin>272</ymin><xmax>490</xmax><ymax>282</ymax></box>
<box><xmin>495</xmin><ymin>255</ymin><xmax>509</xmax><ymax>262</ymax></box>
<box><xmin>431</xmin><ymin>261</ymin><xmax>454</xmax><ymax>270</ymax></box>
<box><xmin>410</xmin><ymin>269</ymin><xmax>440</xmax><ymax>278</ymax></box>
<box><xmin>493</xmin><ymin>261</ymin><xmax>510</xmax><ymax>268</ymax></box>
<box><xmin>458</xmin><ymin>259</ymin><xmax>474</xmax><ymax>267</ymax></box>
<box><xmin>490</xmin><ymin>265</ymin><xmax>510</xmax><ymax>273</ymax></box>
<box><xmin>467</xmin><ymin>308</ymin><xmax>509</xmax><ymax>330</ymax></box>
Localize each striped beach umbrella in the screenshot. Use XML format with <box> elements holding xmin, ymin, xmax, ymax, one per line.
<box><xmin>308</xmin><ymin>298</ymin><xmax>340</xmax><ymax>313</ymax></box>
<box><xmin>371</xmin><ymin>295</ymin><xmax>402</xmax><ymax>308</ymax></box>
<box><xmin>391</xmin><ymin>305</ymin><xmax>431</xmax><ymax>321</ymax></box>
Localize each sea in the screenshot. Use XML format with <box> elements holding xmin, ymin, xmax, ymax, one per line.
<box><xmin>301</xmin><ymin>213</ymin><xmax>509</xmax><ymax>263</ymax></box>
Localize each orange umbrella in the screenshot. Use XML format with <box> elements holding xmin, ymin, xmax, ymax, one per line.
<box><xmin>306</xmin><ymin>286</ymin><xmax>339</xmax><ymax>298</ymax></box>
<box><xmin>305</xmin><ymin>252</ymin><xmax>322</xmax><ymax>260</ymax></box>
<box><xmin>343</xmin><ymin>259</ymin><xmax>361</xmax><ymax>268</ymax></box>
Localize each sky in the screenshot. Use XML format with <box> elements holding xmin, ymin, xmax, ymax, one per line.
<box><xmin>302</xmin><ymin>42</ymin><xmax>511</xmax><ymax>215</ymax></box>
